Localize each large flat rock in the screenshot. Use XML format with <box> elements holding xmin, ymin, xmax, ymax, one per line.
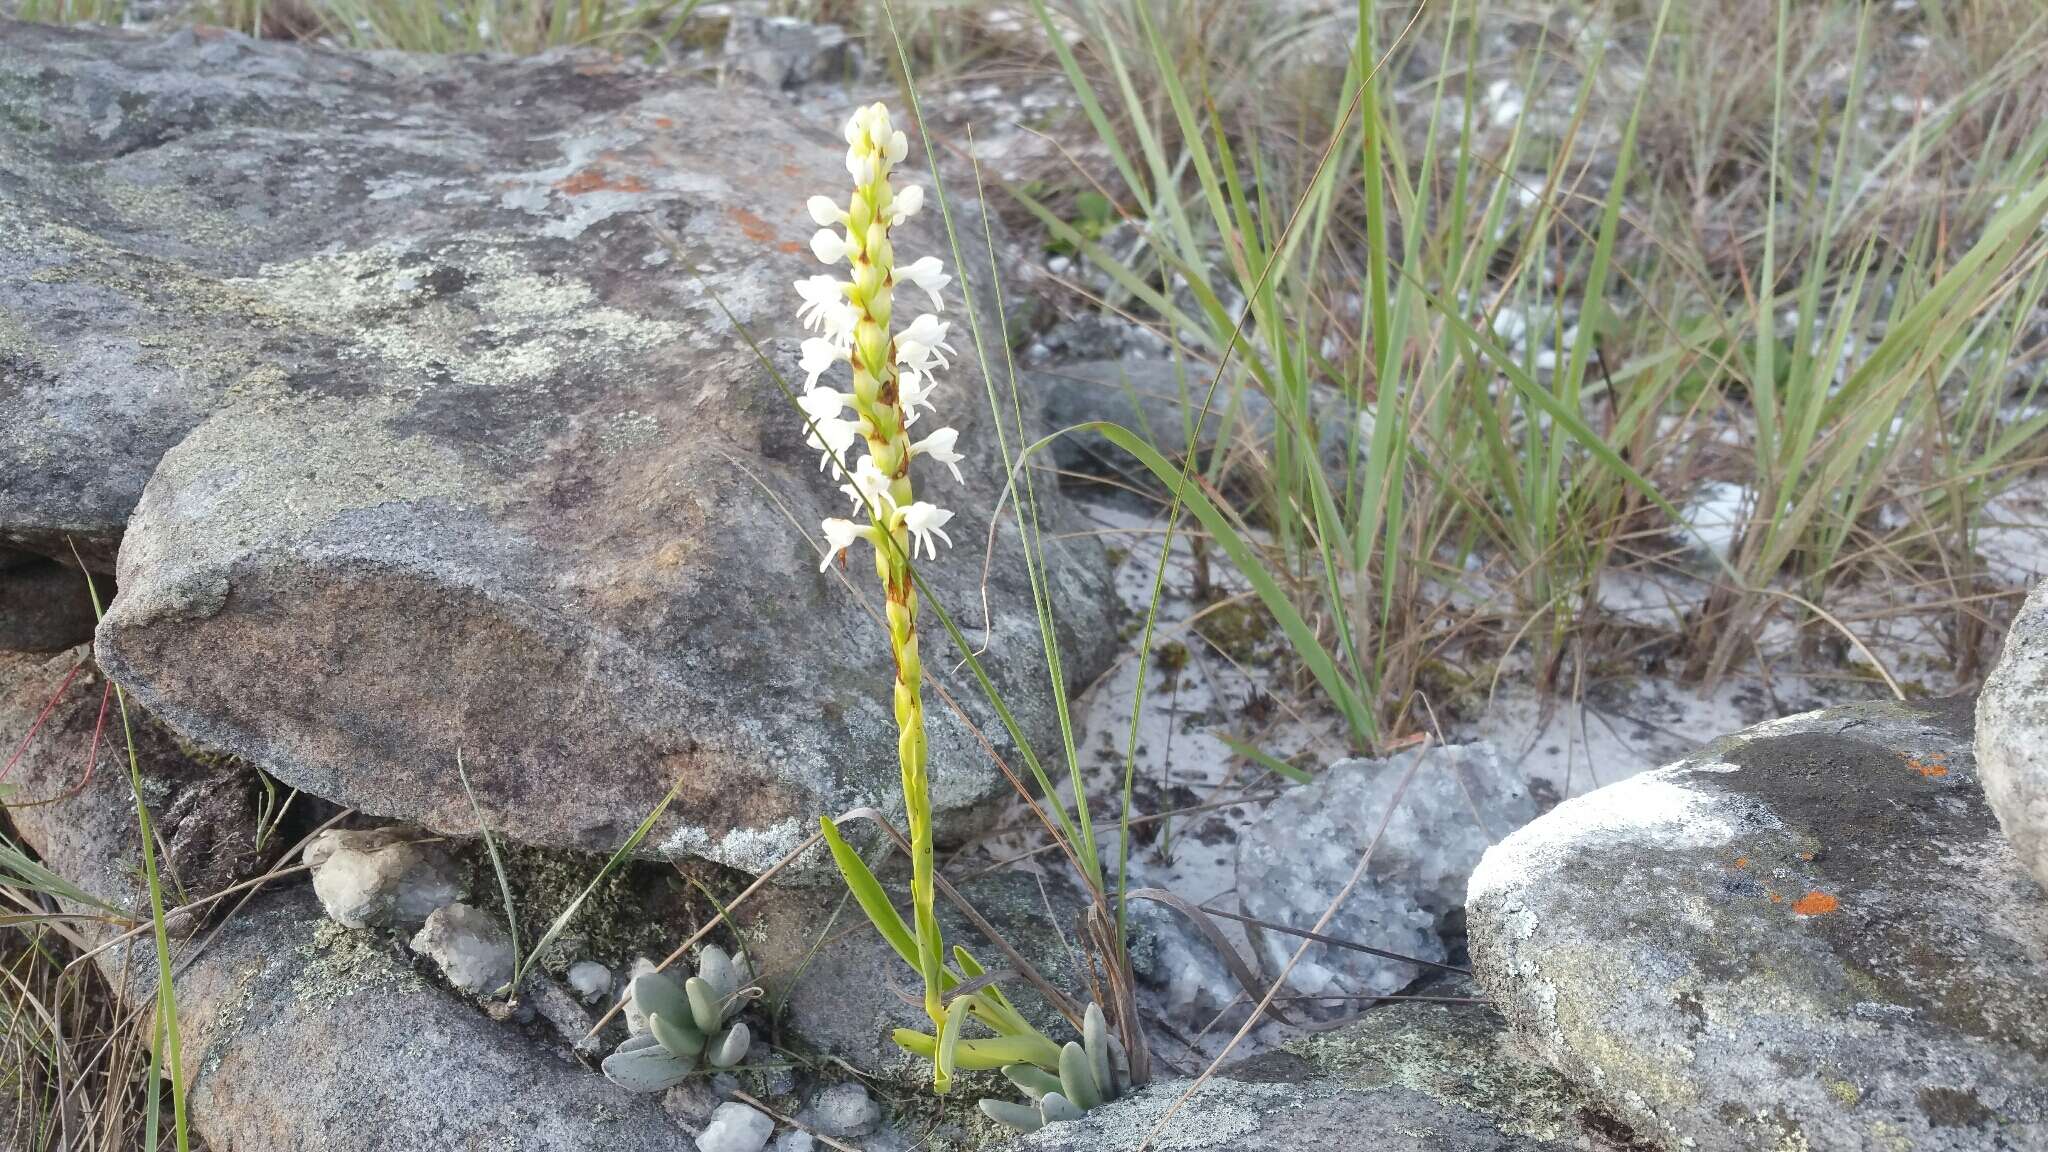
<box><xmin>1979</xmin><ymin>581</ymin><xmax>2048</xmax><ymax>893</ymax></box>
<box><xmin>1469</xmin><ymin>696</ymin><xmax>2048</xmax><ymax>1152</ymax></box>
<box><xmin>154</xmin><ymin>886</ymin><xmax>692</xmax><ymax>1151</ymax></box>
<box><xmin>0</xmin><ymin>22</ymin><xmax>1117</xmax><ymax>872</ymax></box>
<box><xmin>989</xmin><ymin>985</ymin><xmax>1631</xmax><ymax>1152</ymax></box>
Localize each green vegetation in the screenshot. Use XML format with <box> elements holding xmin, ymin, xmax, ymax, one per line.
<box><xmin>7</xmin><ymin>0</ymin><xmax>2048</xmax><ymax>1145</ymax></box>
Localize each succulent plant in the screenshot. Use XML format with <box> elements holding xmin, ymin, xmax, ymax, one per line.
<box><xmin>976</xmin><ymin>1004</ymin><xmax>1122</xmax><ymax>1134</ymax></box>
<box><xmin>601</xmin><ymin>945</ymin><xmax>756</xmax><ymax>1092</ymax></box>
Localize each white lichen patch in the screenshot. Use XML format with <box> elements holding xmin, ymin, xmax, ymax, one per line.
<box><xmin>1017</xmin><ymin>1077</ymin><xmax>1300</xmax><ymax>1150</ymax></box>
<box><xmin>1469</xmin><ymin>768</ymin><xmax>1754</xmax><ymax>906</ymax></box>
<box><xmin>237</xmin><ymin>241</ymin><xmax>685</xmax><ymax>393</ymax></box>
<box><xmin>486</xmin><ymin>125</ymin><xmax>723</xmax><ymax>241</ymax></box>
<box><xmin>656</xmin><ymin>815</ymin><xmax>811</xmax><ymax>876</ymax></box>
<box><xmin>107</xmin><ymin>396</ymin><xmax>478</xmax><ymax>625</ymax></box>
<box><xmin>289</xmin><ymin>918</ymin><xmax>412</xmax><ymax>1009</ymax></box>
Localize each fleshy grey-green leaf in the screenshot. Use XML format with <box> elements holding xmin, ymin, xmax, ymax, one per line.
<box><xmin>1039</xmin><ymin>1092</ymin><xmax>1083</xmax><ymax>1124</ymax></box>
<box><xmin>1002</xmin><ymin>1063</ymin><xmax>1063</xmax><ymax>1101</ymax></box>
<box><xmin>615</xmin><ymin>1032</ymin><xmax>664</xmax><ymax>1055</ymax></box>
<box><xmin>698</xmin><ymin>944</ymin><xmax>736</xmax><ymax>1005</ymax></box>
<box><xmin>707</xmin><ymin>1021</ymin><xmax>751</xmax><ymax>1070</ymax></box>
<box><xmin>1057</xmin><ymin>1041</ymin><xmax>1101</xmax><ymax>1110</ymax></box>
<box><xmin>685</xmin><ymin>975</ymin><xmax>724</xmax><ymax>1036</ymax></box>
<box><xmin>1083</xmin><ymin>1003</ymin><xmax>1115</xmax><ymax>1102</ymax></box>
<box><xmin>979</xmin><ymin>1099</ymin><xmax>1043</xmax><ymax>1133</ymax></box>
<box><xmin>601</xmin><ymin>1042</ymin><xmax>693</xmax><ymax>1092</ymax></box>
<box><xmin>631</xmin><ymin>970</ymin><xmax>691</xmax><ymax>1033</ymax></box>
<box><xmin>649</xmin><ymin>1011</ymin><xmax>706</xmax><ymax>1059</ymax></box>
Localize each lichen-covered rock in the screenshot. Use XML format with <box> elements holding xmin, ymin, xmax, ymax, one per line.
<box><xmin>1235</xmin><ymin>743</ymin><xmax>1535</xmax><ymax>1008</ymax></box>
<box><xmin>0</xmin><ymin>21</ymin><xmax>1117</xmax><ymax>872</ymax></box>
<box><xmin>1469</xmin><ymin>696</ymin><xmax>2048</xmax><ymax>1152</ymax></box>
<box><xmin>304</xmin><ymin>825</ymin><xmax>464</xmax><ymax>930</ymax></box>
<box><xmin>988</xmin><ymin>986</ymin><xmax>1623</xmax><ymax>1151</ymax></box>
<box><xmin>410</xmin><ymin>901</ymin><xmax>515</xmax><ymax>994</ymax></box>
<box><xmin>165</xmin><ymin>887</ymin><xmax>689</xmax><ymax>1151</ymax></box>
<box><xmin>723</xmin><ymin>14</ymin><xmax>859</xmax><ymax>90</ymax></box>
<box><xmin>0</xmin><ymin>550</ymin><xmax>100</xmax><ymax>653</ymax></box>
<box><xmin>1979</xmin><ymin>581</ymin><xmax>2048</xmax><ymax>893</ymax></box>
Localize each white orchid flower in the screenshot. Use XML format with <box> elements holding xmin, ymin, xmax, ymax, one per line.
<box><xmin>799</xmin><ymin>337</ymin><xmax>846</xmax><ymax>389</ymax></box>
<box><xmin>888</xmin><ymin>184</ymin><xmax>924</xmax><ymax>225</ymax></box>
<box><xmin>807</xmin><ymin>195</ymin><xmax>846</xmax><ymax>227</ymax></box>
<box><xmin>795</xmin><ymin>275</ymin><xmax>855</xmax><ymax>337</ymax></box>
<box><xmin>811</xmin><ymin>228</ymin><xmax>851</xmax><ymax>265</ymax></box>
<box><xmin>895</xmin><ymin>502</ymin><xmax>954</xmax><ymax>560</ymax></box>
<box><xmin>898</xmin><ymin>370</ymin><xmax>938</xmax><ymax>425</ymax></box>
<box><xmin>896</xmin><ymin>313</ymin><xmax>954</xmax><ymax>375</ymax></box>
<box><xmin>840</xmin><ymin>454</ymin><xmax>897</xmax><ymax>516</ymax></box>
<box><xmin>897</xmin><ymin>256</ymin><xmax>949</xmax><ymax>311</ymax></box>
<box><xmin>910</xmin><ymin>427</ymin><xmax>965</xmax><ymax>484</ymax></box>
<box><xmin>818</xmin><ymin>517</ymin><xmax>874</xmax><ymax>571</ymax></box>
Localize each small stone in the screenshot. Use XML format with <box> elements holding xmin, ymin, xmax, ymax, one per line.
<box><xmin>722</xmin><ymin>15</ymin><xmax>857</xmax><ymax>90</ymax></box>
<box><xmin>695</xmin><ymin>1102</ymin><xmax>773</xmax><ymax>1152</ymax></box>
<box><xmin>769</xmin><ymin>1132</ymin><xmax>813</xmax><ymax>1152</ymax></box>
<box><xmin>1678</xmin><ymin>480</ymin><xmax>1753</xmax><ymax>564</ymax></box>
<box><xmin>804</xmin><ymin>1082</ymin><xmax>879</xmax><ymax>1138</ymax></box>
<box><xmin>410</xmin><ymin>903</ymin><xmax>514</xmax><ymax>995</ymax></box>
<box><xmin>305</xmin><ymin>826</ymin><xmax>462</xmax><ymax>930</ymax></box>
<box><xmin>567</xmin><ymin>960</ymin><xmax>612</xmax><ymax>1002</ymax></box>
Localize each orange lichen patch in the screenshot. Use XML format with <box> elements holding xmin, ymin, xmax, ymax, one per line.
<box><xmin>1904</xmin><ymin>754</ymin><xmax>1950</xmax><ymax>778</ymax></box>
<box><xmin>554</xmin><ymin>167</ymin><xmax>649</xmax><ymax>196</ymax></box>
<box><xmin>1732</xmin><ymin>856</ymin><xmax>1750</xmax><ymax>870</ymax></box>
<box><xmin>654</xmin><ymin>116</ymin><xmax>675</xmax><ymax>129</ymax></box>
<box><xmin>728</xmin><ymin>205</ymin><xmax>780</xmax><ymax>245</ymax></box>
<box><xmin>779</xmin><ymin>241</ymin><xmax>804</xmax><ymax>255</ymax></box>
<box><xmin>1792</xmin><ymin>891</ymin><xmax>1839</xmax><ymax>916</ymax></box>
<box><xmin>1797</xmin><ymin>850</ymin><xmax>1816</xmax><ymax>862</ymax></box>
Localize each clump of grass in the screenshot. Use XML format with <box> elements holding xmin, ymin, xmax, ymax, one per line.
<box><xmin>207</xmin><ymin>0</ymin><xmax>711</xmax><ymax>52</ymax></box>
<box><xmin>1013</xmin><ymin>0</ymin><xmax>2048</xmax><ymax>749</ymax></box>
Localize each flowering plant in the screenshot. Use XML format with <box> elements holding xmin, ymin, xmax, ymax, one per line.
<box><xmin>796</xmin><ymin>103</ymin><xmax>1084</xmax><ymax>1100</ymax></box>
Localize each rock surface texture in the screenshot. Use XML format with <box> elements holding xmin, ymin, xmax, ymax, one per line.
<box><xmin>1235</xmin><ymin>742</ymin><xmax>1535</xmax><ymax>1006</ymax></box>
<box><xmin>1979</xmin><ymin>581</ymin><xmax>2048</xmax><ymax>893</ymax></box>
<box><xmin>0</xmin><ymin>21</ymin><xmax>1116</xmax><ymax>874</ymax></box>
<box><xmin>172</xmin><ymin>888</ymin><xmax>689</xmax><ymax>1151</ymax></box>
<box><xmin>1469</xmin><ymin>696</ymin><xmax>2048</xmax><ymax>1152</ymax></box>
<box><xmin>992</xmin><ymin>984</ymin><xmax>1629</xmax><ymax>1151</ymax></box>
<box><xmin>0</xmin><ymin>645</ymin><xmax>266</xmax><ymax>920</ymax></box>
